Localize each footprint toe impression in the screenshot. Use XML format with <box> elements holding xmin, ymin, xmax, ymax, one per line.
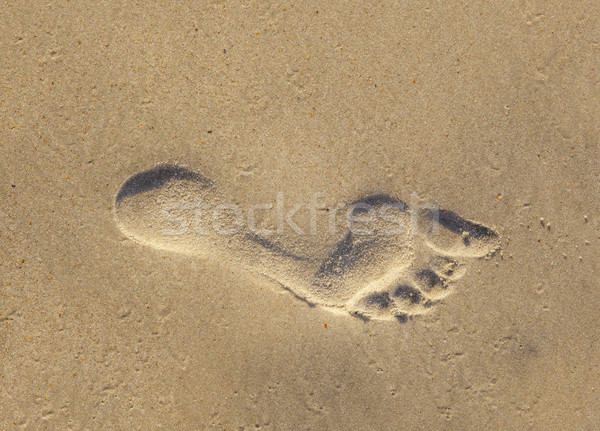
<box><xmin>417</xmin><ymin>207</ymin><xmax>500</xmax><ymax>258</ymax></box>
<box><xmin>115</xmin><ymin>165</ymin><xmax>500</xmax><ymax>322</ymax></box>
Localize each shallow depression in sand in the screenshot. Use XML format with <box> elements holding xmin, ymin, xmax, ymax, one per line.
<box><xmin>114</xmin><ymin>164</ymin><xmax>500</xmax><ymax>322</ymax></box>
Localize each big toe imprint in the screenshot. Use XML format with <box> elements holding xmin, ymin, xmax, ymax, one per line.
<box><xmin>115</xmin><ymin>164</ymin><xmax>500</xmax><ymax>322</ymax></box>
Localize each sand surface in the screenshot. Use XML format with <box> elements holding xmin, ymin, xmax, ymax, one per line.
<box><xmin>1</xmin><ymin>1</ymin><xmax>599</xmax><ymax>430</ymax></box>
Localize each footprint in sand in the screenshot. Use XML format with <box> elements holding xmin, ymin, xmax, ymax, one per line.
<box><xmin>114</xmin><ymin>164</ymin><xmax>500</xmax><ymax>322</ymax></box>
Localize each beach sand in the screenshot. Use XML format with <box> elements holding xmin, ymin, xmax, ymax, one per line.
<box><xmin>1</xmin><ymin>1</ymin><xmax>599</xmax><ymax>429</ymax></box>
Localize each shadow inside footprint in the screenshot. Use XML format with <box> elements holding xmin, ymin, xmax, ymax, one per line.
<box><xmin>316</xmin><ymin>232</ymin><xmax>376</xmax><ymax>277</ymax></box>
<box><xmin>115</xmin><ymin>164</ymin><xmax>212</xmax><ymax>204</ymax></box>
<box><xmin>316</xmin><ymin>194</ymin><xmax>409</xmax><ymax>279</ymax></box>
<box><xmin>349</xmin><ymin>194</ymin><xmax>407</xmax><ymax>212</ymax></box>
<box><xmin>416</xmin><ymin>269</ymin><xmax>447</xmax><ymax>289</ymax></box>
<box><xmin>395</xmin><ymin>313</ymin><xmax>410</xmax><ymax>323</ymax></box>
<box><xmin>393</xmin><ymin>284</ymin><xmax>423</xmax><ymax>304</ymax></box>
<box><xmin>365</xmin><ymin>292</ymin><xmax>394</xmax><ymax>309</ymax></box>
<box><xmin>436</xmin><ymin>208</ymin><xmax>498</xmax><ymax>239</ymax></box>
<box><xmin>246</xmin><ymin>233</ymin><xmax>309</xmax><ymax>262</ymax></box>
<box><xmin>419</xmin><ymin>207</ymin><xmax>500</xmax><ymax>258</ymax></box>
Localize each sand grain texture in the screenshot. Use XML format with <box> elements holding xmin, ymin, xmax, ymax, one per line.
<box><xmin>1</xmin><ymin>1</ymin><xmax>599</xmax><ymax>430</ymax></box>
